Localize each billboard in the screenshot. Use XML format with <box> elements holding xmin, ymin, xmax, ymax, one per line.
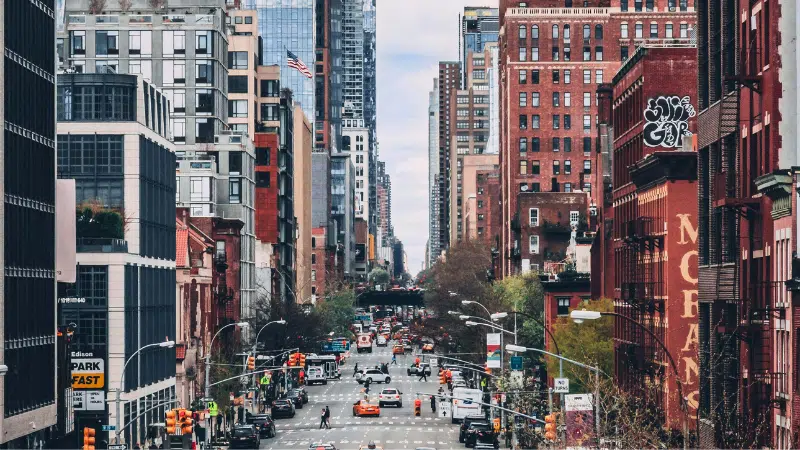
<box><xmin>71</xmin><ymin>352</ymin><xmax>105</xmax><ymax>390</ymax></box>
<box><xmin>565</xmin><ymin>394</ymin><xmax>595</xmax><ymax>447</ymax></box>
<box><xmin>486</xmin><ymin>333</ymin><xmax>501</xmax><ymax>368</ymax></box>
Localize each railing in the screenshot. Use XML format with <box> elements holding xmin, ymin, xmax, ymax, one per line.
<box><xmin>77</xmin><ymin>238</ymin><xmax>128</xmax><ymax>253</ymax></box>
<box><xmin>542</xmin><ymin>220</ymin><xmax>571</xmax><ymax>234</ymax></box>
<box><xmin>543</xmin><ymin>261</ymin><xmax>568</xmax><ymax>275</ymax></box>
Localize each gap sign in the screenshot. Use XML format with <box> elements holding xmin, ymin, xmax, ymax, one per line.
<box><xmin>72</xmin><ymin>358</ymin><xmax>105</xmax><ymax>389</ymax></box>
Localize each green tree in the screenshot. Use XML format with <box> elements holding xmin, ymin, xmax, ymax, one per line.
<box><xmin>315</xmin><ymin>289</ymin><xmax>356</xmax><ymax>337</ymax></box>
<box><xmin>546</xmin><ymin>297</ymin><xmax>614</xmax><ymax>392</ymax></box>
<box><xmin>368</xmin><ymin>268</ymin><xmax>390</xmax><ymax>285</ymax></box>
<box><xmin>492</xmin><ymin>273</ymin><xmax>545</xmax><ymax>351</ymax></box>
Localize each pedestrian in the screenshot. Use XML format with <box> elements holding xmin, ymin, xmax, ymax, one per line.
<box><xmin>353</xmin><ymin>363</ymin><xmax>359</xmax><ymax>376</ymax></box>
<box><xmin>430</xmin><ymin>395</ymin><xmax>436</xmax><ymax>413</ymax></box>
<box><xmin>324</xmin><ymin>405</ymin><xmax>331</xmax><ymax>429</ymax></box>
<box><xmin>319</xmin><ymin>408</ymin><xmax>327</xmax><ymax>429</ymax></box>
<box><xmin>391</xmin><ymin>354</ymin><xmax>397</xmax><ymax>365</ymax></box>
<box><xmin>505</xmin><ymin>425</ymin><xmax>513</xmax><ymax>448</ymax></box>
<box><xmin>364</xmin><ymin>378</ymin><xmax>371</xmax><ymax>394</ymax></box>
<box><xmin>418</xmin><ymin>370</ymin><xmax>428</xmax><ymax>382</ymax></box>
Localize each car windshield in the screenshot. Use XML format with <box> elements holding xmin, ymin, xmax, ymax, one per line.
<box><xmin>233</xmin><ymin>428</ymin><xmax>253</xmax><ymax>437</ymax></box>
<box><xmin>382</xmin><ymin>389</ymin><xmax>398</xmax><ymax>394</ymax></box>
<box><xmin>247</xmin><ymin>416</ymin><xmax>270</xmax><ymax>424</ymax></box>
<box><xmin>471</xmin><ymin>423</ymin><xmax>491</xmax><ymax>431</ymax></box>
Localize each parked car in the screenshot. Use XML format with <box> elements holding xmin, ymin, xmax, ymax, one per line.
<box><xmin>287</xmin><ymin>389</ymin><xmax>305</xmax><ymax>409</ymax></box>
<box><xmin>356</xmin><ymin>368</ymin><xmax>391</xmax><ymax>384</ymax></box>
<box><xmin>245</xmin><ymin>414</ymin><xmax>276</xmax><ymax>438</ymax></box>
<box><xmin>459</xmin><ymin>415</ymin><xmax>489</xmax><ymax>443</ymax></box>
<box><xmin>308</xmin><ymin>444</ymin><xmax>338</xmax><ymax>450</ymax></box>
<box><xmin>378</xmin><ymin>388</ymin><xmax>403</xmax><ymax>407</ymax></box>
<box><xmin>464</xmin><ymin>422</ymin><xmax>498</xmax><ymax>448</ymax></box>
<box><xmin>422</xmin><ymin>343</ymin><xmax>434</xmax><ymax>353</ymax></box>
<box><xmin>407</xmin><ymin>363</ymin><xmax>432</xmax><ymax>376</ymax></box>
<box><xmin>271</xmin><ymin>399</ymin><xmax>296</xmax><ymax>418</ymax></box>
<box><xmin>295</xmin><ymin>386</ymin><xmax>309</xmax><ymax>403</ymax></box>
<box><xmin>352</xmin><ymin>399</ymin><xmax>381</xmax><ymax>417</ymax></box>
<box><xmin>230</xmin><ymin>425</ymin><xmax>260</xmax><ymax>448</ymax></box>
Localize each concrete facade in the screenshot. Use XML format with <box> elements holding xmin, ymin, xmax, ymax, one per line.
<box><xmin>294</xmin><ymin>106</ymin><xmax>313</xmax><ymax>304</ymax></box>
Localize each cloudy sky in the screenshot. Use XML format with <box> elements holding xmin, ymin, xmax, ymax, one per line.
<box><xmin>377</xmin><ymin>0</ymin><xmax>498</xmax><ymax>276</ymax></box>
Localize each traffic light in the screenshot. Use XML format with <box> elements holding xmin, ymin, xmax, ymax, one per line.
<box><xmin>181</xmin><ymin>413</ymin><xmax>194</xmax><ymax>435</ymax></box>
<box><xmin>544</xmin><ymin>413</ymin><xmax>557</xmax><ymax>441</ymax></box>
<box><xmin>82</xmin><ymin>427</ymin><xmax>96</xmax><ymax>450</ymax></box>
<box><xmin>439</xmin><ymin>370</ymin><xmax>446</xmax><ymax>384</ymax></box>
<box><xmin>247</xmin><ymin>355</ymin><xmax>256</xmax><ymax>371</ymax></box>
<box><xmin>166</xmin><ymin>409</ymin><xmax>177</xmax><ymax>434</ymax></box>
<box><xmin>288</xmin><ymin>353</ymin><xmax>297</xmax><ymax>367</ymax></box>
<box><xmin>299</xmin><ymin>353</ymin><xmax>306</xmax><ymax>367</ymax></box>
<box><xmin>485</xmin><ymin>365</ymin><xmax>491</xmax><ymax>374</ymax></box>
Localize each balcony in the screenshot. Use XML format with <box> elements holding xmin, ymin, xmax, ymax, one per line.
<box><xmin>77</xmin><ymin>238</ymin><xmax>128</xmax><ymax>253</ymax></box>
<box><xmin>542</xmin><ymin>220</ymin><xmax>571</xmax><ymax>235</ymax></box>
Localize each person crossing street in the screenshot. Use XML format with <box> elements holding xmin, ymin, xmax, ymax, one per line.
<box><xmin>391</xmin><ymin>354</ymin><xmax>397</xmax><ymax>365</ymax></box>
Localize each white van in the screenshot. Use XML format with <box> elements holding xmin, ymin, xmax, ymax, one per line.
<box><xmin>451</xmin><ymin>388</ymin><xmax>483</xmax><ymax>424</ymax></box>
<box><xmin>306</xmin><ymin>366</ymin><xmax>326</xmax><ymax>385</ymax></box>
<box><xmin>376</xmin><ymin>335</ymin><xmax>387</xmax><ymax>347</ymax></box>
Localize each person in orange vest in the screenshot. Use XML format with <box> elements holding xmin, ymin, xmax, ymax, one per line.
<box><xmin>414</xmin><ymin>357</ymin><xmax>420</xmax><ymax>366</ymax></box>
<box><xmin>414</xmin><ymin>397</ymin><xmax>422</xmax><ymax>416</ymax></box>
<box><xmin>299</xmin><ymin>369</ymin><xmax>305</xmax><ymax>385</ymax></box>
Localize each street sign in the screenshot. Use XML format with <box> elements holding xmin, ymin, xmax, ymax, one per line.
<box><xmin>554</xmin><ymin>378</ymin><xmax>569</xmax><ymax>393</ymax></box>
<box><xmin>201</xmin><ymin>397</ymin><xmax>214</xmax><ymax>402</ymax></box>
<box><xmin>429</xmin><ymin>357</ymin><xmax>438</xmax><ymax>366</ymax></box>
<box><xmin>108</xmin><ymin>445</ymin><xmax>127</xmax><ymax>450</ymax></box>
<box><xmin>102</xmin><ymin>425</ymin><xmax>116</xmax><ymax>431</ymax></box>
<box><xmin>510</xmin><ymin>356</ymin><xmax>523</xmax><ymax>370</ymax></box>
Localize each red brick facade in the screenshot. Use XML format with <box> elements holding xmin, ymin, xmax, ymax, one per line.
<box><xmin>254</xmin><ymin>132</ymin><xmax>279</xmax><ymax>243</ymax></box>
<box><xmin>498</xmin><ymin>1</ymin><xmax>696</xmax><ymax>277</ymax></box>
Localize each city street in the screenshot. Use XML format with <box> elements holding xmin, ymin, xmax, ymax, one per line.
<box><xmin>261</xmin><ymin>345</ymin><xmax>460</xmax><ymax>449</ymax></box>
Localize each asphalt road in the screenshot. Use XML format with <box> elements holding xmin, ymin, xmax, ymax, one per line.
<box><xmin>260</xmin><ymin>344</ymin><xmax>460</xmax><ymax>450</ymax></box>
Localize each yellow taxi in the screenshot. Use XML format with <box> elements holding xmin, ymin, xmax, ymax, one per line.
<box><xmin>352</xmin><ymin>399</ymin><xmax>381</xmax><ymax>417</ymax></box>
<box><xmin>392</xmin><ymin>344</ymin><xmax>405</xmax><ymax>355</ymax></box>
<box><xmin>422</xmin><ymin>343</ymin><xmax>434</xmax><ymax>353</ymax></box>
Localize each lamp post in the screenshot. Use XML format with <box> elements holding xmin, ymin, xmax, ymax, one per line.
<box><xmin>464</xmin><ymin>321</ymin><xmax>516</xmax><ymax>336</ymax></box>
<box><xmin>506</xmin><ymin>343</ymin><xmax>603</xmax><ymax>444</ymax></box>
<box><xmin>461</xmin><ymin>300</ymin><xmax>491</xmax><ymax>317</ymax></box>
<box><xmin>491</xmin><ymin>311</ymin><xmax>563</xmax><ymax>378</ymax></box>
<box><xmin>570</xmin><ymin>310</ymin><xmax>690</xmax><ymax>450</ymax></box>
<box><xmin>205</xmin><ymin>322</ymin><xmax>249</xmax><ymax>400</ymax></box>
<box><xmin>115</xmin><ymin>340</ymin><xmax>175</xmax><ymax>443</ymax></box>
<box><xmin>250</xmin><ymin>320</ymin><xmax>287</xmax><ymax>411</ymax></box>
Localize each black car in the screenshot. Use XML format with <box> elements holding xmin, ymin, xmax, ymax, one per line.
<box><xmin>407</xmin><ymin>363</ymin><xmax>432</xmax><ymax>376</ymax></box>
<box><xmin>271</xmin><ymin>399</ymin><xmax>296</xmax><ymax>418</ymax></box>
<box><xmin>245</xmin><ymin>414</ymin><xmax>276</xmax><ymax>438</ymax></box>
<box><xmin>287</xmin><ymin>389</ymin><xmax>305</xmax><ymax>409</ymax></box>
<box><xmin>464</xmin><ymin>422</ymin><xmax>499</xmax><ymax>449</ymax></box>
<box><xmin>308</xmin><ymin>444</ymin><xmax>338</xmax><ymax>450</ymax></box>
<box><xmin>295</xmin><ymin>386</ymin><xmax>309</xmax><ymax>403</ymax></box>
<box><xmin>459</xmin><ymin>415</ymin><xmax>488</xmax><ymax>443</ymax></box>
<box><xmin>230</xmin><ymin>425</ymin><xmax>260</xmax><ymax>448</ymax></box>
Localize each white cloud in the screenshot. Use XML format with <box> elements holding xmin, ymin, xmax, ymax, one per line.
<box><xmin>377</xmin><ymin>0</ymin><xmax>498</xmax><ymax>275</ymax></box>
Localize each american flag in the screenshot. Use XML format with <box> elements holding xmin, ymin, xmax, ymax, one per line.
<box><xmin>286</xmin><ymin>50</ymin><xmax>312</xmax><ymax>79</ymax></box>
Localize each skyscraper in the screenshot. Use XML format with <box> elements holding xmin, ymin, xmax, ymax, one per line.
<box><xmin>428</xmin><ymin>79</ymin><xmax>441</xmax><ymax>266</ymax></box>
<box><xmin>246</xmin><ymin>0</ymin><xmax>316</xmax><ymax>121</ymax></box>
<box><xmin>1</xmin><ymin>1</ymin><xmax>59</xmax><ymax>445</ymax></box>
<box><xmin>342</xmin><ymin>0</ymin><xmax>365</xmax><ymax>121</ymax></box>
<box><xmin>460</xmin><ymin>7</ymin><xmax>499</xmax><ymax>88</ymax></box>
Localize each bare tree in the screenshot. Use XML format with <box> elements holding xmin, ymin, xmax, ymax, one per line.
<box><xmin>89</xmin><ymin>0</ymin><xmax>106</xmax><ymax>14</ymax></box>
<box><xmin>147</xmin><ymin>0</ymin><xmax>167</xmax><ymax>8</ymax></box>
<box><xmin>118</xmin><ymin>0</ymin><xmax>133</xmax><ymax>11</ymax></box>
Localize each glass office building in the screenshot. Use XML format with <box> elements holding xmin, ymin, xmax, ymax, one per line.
<box><xmin>245</xmin><ymin>0</ymin><xmax>315</xmax><ymax>122</ymax></box>
<box><xmin>461</xmin><ymin>8</ymin><xmax>499</xmax><ymax>87</ymax></box>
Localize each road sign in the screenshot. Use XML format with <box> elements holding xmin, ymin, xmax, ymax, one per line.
<box><xmin>510</xmin><ymin>356</ymin><xmax>523</xmax><ymax>370</ymax></box>
<box><xmin>108</xmin><ymin>444</ymin><xmax>127</xmax><ymax>450</ymax></box>
<box><xmin>102</xmin><ymin>425</ymin><xmax>116</xmax><ymax>431</ymax></box>
<box><xmin>554</xmin><ymin>378</ymin><xmax>569</xmax><ymax>393</ymax></box>
<box><xmin>429</xmin><ymin>357</ymin><xmax>438</xmax><ymax>366</ymax></box>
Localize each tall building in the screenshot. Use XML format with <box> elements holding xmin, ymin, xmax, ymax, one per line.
<box><xmin>228</xmin><ymin>9</ymin><xmax>262</xmax><ymax>137</ymax></box>
<box><xmin>363</xmin><ymin>0</ymin><xmax>379</xmax><ymax>239</ymax></box>
<box><xmin>460</xmin><ymin>7</ymin><xmax>499</xmax><ymax>87</ymax></box>
<box><xmin>331</xmin><ymin>153</ymin><xmax>357</xmax><ymax>276</ymax></box>
<box><xmin>428</xmin><ymin>79</ymin><xmax>442</xmax><ymax>266</ymax></box>
<box><xmin>434</xmin><ymin>62</ymin><xmax>461</xmax><ymax>256</ymax></box>
<box><xmin>1</xmin><ymin>1</ymin><xmax>58</xmax><ymax>446</ymax></box>
<box><xmin>59</xmin><ymin>0</ymin><xmax>230</xmax><ymax>147</ymax></box>
<box><xmin>293</xmin><ymin>106</ymin><xmax>313</xmax><ymax>304</ymax></box>
<box><xmin>497</xmin><ymin>0</ymin><xmax>695</xmax><ymax>277</ymax></box>
<box><xmin>58</xmin><ymin>74</ymin><xmax>177</xmax><ymax>446</ymax></box>
<box><xmin>246</xmin><ymin>0</ymin><xmax>315</xmax><ymax>120</ymax></box>
<box><xmin>695</xmin><ymin>0</ymin><xmax>797</xmax><ymax>447</ymax></box>
<box><xmin>343</xmin><ymin>127</ymin><xmax>371</xmax><ymax>224</ymax></box>
<box><xmin>315</xmin><ymin>0</ymin><xmax>343</xmax><ymax>153</ymax></box>
<box><xmin>376</xmin><ymin>160</ymin><xmax>392</xmax><ymax>245</ymax></box>
<box><xmin>342</xmin><ymin>0</ymin><xmax>365</xmax><ymax>122</ymax></box>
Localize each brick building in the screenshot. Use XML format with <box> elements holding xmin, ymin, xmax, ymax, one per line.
<box><xmin>311</xmin><ymin>227</ymin><xmax>333</xmax><ymax>303</ymax></box>
<box><xmin>515</xmin><ymin>191</ymin><xmax>591</xmax><ymax>274</ymax></box>
<box><xmin>542</xmin><ymin>274</ymin><xmax>591</xmax><ymax>353</ymax></box>
<box><xmin>497</xmin><ymin>0</ymin><xmax>696</xmax><ymax>277</ymax></box>
<box><xmin>434</xmin><ymin>62</ymin><xmax>461</xmax><ymax>256</ymax></box>
<box><xmin>695</xmin><ymin>0</ymin><xmax>797</xmax><ymax>447</ymax></box>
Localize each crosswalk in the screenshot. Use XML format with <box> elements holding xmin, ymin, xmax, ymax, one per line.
<box><xmin>266</xmin><ymin>440</ymin><xmax>457</xmax><ymax>448</ymax></box>
<box><xmin>274</xmin><ymin>417</ymin><xmax>449</xmax><ymax>428</ymax></box>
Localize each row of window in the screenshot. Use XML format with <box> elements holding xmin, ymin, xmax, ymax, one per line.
<box><xmin>518</xmin><ymin>45</ymin><xmax>604</xmax><ymax>62</ymax></box>
<box><xmin>519</xmin><ymin>69</ymin><xmax>603</xmax><ymax>85</ymax></box>
<box><xmin>518</xmin><ymin>24</ymin><xmax>604</xmax><ymax>41</ymax></box>
<box><xmin>620</xmin><ymin>22</ymin><xmax>690</xmax><ymax>39</ymax></box>
<box><xmin>519</xmin><ymin>114</ymin><xmax>596</xmax><ymax>131</ymax></box>
<box><xmin>520</xmin><ymin>137</ymin><xmax>593</xmax><ymax>154</ymax></box>
<box><xmin>519</xmin><ymin>160</ymin><xmax>591</xmax><ymax>176</ymax></box>
<box><xmin>517</xmin><ymin>22</ymin><xmax>691</xmax><ymax>42</ymax></box>
<box><xmin>528</xmin><ymin>209</ymin><xmax>581</xmax><ymax>227</ymax></box>
<box><xmin>519</xmin><ymin>91</ymin><xmax>598</xmax><ymax>108</ymax></box>
<box><xmin>518</xmin><ymin>181</ymin><xmax>591</xmax><ymax>194</ymax></box>
<box><xmin>69</xmin><ymin>30</ymin><xmax>215</xmax><ymax>57</ymax></box>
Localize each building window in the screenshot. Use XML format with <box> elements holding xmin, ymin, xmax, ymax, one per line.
<box><xmin>196</xmin><ymin>31</ymin><xmax>211</xmax><ymax>55</ymax></box>
<box><xmin>564</xmin><ymin>93</ymin><xmax>571</xmax><ymax>107</ymax></box>
<box><xmin>531</xmin><ymin>47</ymin><xmax>539</xmax><ymax>61</ymax></box>
<box><xmin>531</xmin><ymin>115</ymin><xmax>540</xmax><ymax>129</ymax></box>
<box><xmin>529</xmin><ymin>235</ymin><xmax>540</xmax><ymax>254</ymax></box>
<box><xmin>195</xmin><ymin>61</ymin><xmax>213</xmax><ymax>83</ymax></box>
<box><xmin>163</xmin><ymin>60</ymin><xmax>186</xmax><ymax>85</ymax></box>
<box><xmin>229</xmin><ymin>75</ymin><xmax>248</xmax><ymax>94</ymax></box>
<box><xmin>519</xmin><ymin>47</ymin><xmax>527</xmax><ymax>61</ymax></box>
<box><xmin>532</xmin><ymin>160</ymin><xmax>540</xmax><ymax>174</ymax></box>
<box><xmin>190</xmin><ymin>177</ymin><xmax>211</xmax><ymax>202</ymax></box>
<box><xmin>680</xmin><ymin>23</ymin><xmax>688</xmax><ymax>38</ymax></box>
<box><xmin>196</xmin><ymin>89</ymin><xmax>213</xmax><ymax>114</ymax></box>
<box><xmin>312</xmin><ymin>253</ymin><xmax>317</xmax><ymax>264</ymax></box>
<box><xmin>621</xmin><ymin>46</ymin><xmax>629</xmax><ymax>60</ymax></box>
<box><xmin>621</xmin><ymin>23</ymin><xmax>629</xmax><ymax>39</ymax></box>
<box><xmin>519</xmin><ymin>69</ymin><xmax>527</xmax><ymax>84</ymax></box>
<box><xmin>129</xmin><ymin>30</ymin><xmax>152</xmax><ymax>56</ymax></box>
<box><xmin>553</xmin><ymin>161</ymin><xmax>560</xmax><ymax>175</ymax></box>
<box><xmin>255</xmin><ymin>172</ymin><xmax>270</xmax><ymax>188</ymax></box>
<box><xmin>565</xmin><ymin>160</ymin><xmax>571</xmax><ymax>174</ymax></box>
<box><xmin>564</xmin><ymin>182</ymin><xmax>572</xmax><ymax>192</ymax></box>
<box><xmin>570</xmin><ymin>210</ymin><xmax>580</xmax><ymax>226</ymax></box>
<box><xmin>595</xmin><ymin>46</ymin><xmax>603</xmax><ymax>61</ymax></box>
<box><xmin>519</xmin><ymin>137</ymin><xmax>528</xmax><ymax>153</ymax></box>
<box><xmin>583</xmin><ymin>137</ymin><xmax>592</xmax><ymax>154</ymax></box>
<box><xmin>564</xmin><ymin>70</ymin><xmax>571</xmax><ymax>84</ymax></box>
<box><xmin>557</xmin><ymin>297</ymin><xmax>570</xmax><ymax>316</ymax></box>
<box><xmin>595</xmin><ymin>70</ymin><xmax>603</xmax><ymax>83</ymax></box>
<box><xmin>552</xmin><ymin>92</ymin><xmax>560</xmax><ymax>107</ymax></box>
<box><xmin>173</xmin><ymin>118</ymin><xmax>186</xmax><ymax>142</ymax></box>
<box><xmin>519</xmin><ymin>92</ymin><xmax>527</xmax><ymax>107</ymax></box>
<box><xmin>228</xmin><ymin>51</ymin><xmax>248</xmax><ymax>70</ymax></box>
<box><xmin>584</xmin><ymin>160</ymin><xmax>592</xmax><ymax>173</ymax></box>
<box><xmin>163</xmin><ymin>30</ymin><xmax>186</xmax><ymax>55</ymax></box>
<box><xmin>635</xmin><ymin>23</ymin><xmax>643</xmax><ymax>38</ymax></box>
<box><xmin>261</xmin><ymin>79</ymin><xmax>280</xmax><ymax>97</ymax></box>
<box><xmin>552</xmin><ymin>24</ymin><xmax>559</xmax><ymax>39</ymax></box>
<box><xmin>519</xmin><ymin>160</ymin><xmax>528</xmax><ymax>175</ymax></box>
<box><xmin>583</xmin><ymin>115</ymin><xmax>591</xmax><ymax>131</ymax></box>
<box><xmin>532</xmin><ymin>92</ymin><xmax>540</xmax><ymax>107</ymax></box>
<box><xmin>531</xmin><ymin>137</ymin><xmax>540</xmax><ymax>152</ymax></box>
<box><xmin>583</xmin><ymin>69</ymin><xmax>591</xmax><ymax>84</ymax></box>
<box><xmin>95</xmin><ymin>30</ymin><xmax>119</xmax><ymax>56</ymax></box>
<box><xmin>552</xmin><ymin>137</ymin><xmax>560</xmax><ymax>151</ymax></box>
<box><xmin>584</xmin><ymin>92</ymin><xmax>591</xmax><ymax>107</ymax></box>
<box><xmin>70</xmin><ymin>30</ymin><xmax>86</xmax><ymax>55</ymax></box>
<box><xmin>528</xmin><ymin>209</ymin><xmax>539</xmax><ymax>228</ymax></box>
<box><xmin>532</xmin><ymin>70</ymin><xmax>540</xmax><ymax>84</ymax></box>
<box><xmin>650</xmin><ymin>22</ymin><xmax>658</xmax><ymax>38</ymax></box>
<box><xmin>595</xmin><ymin>25</ymin><xmax>603</xmax><ymax>40</ymax></box>
<box><xmin>564</xmin><ymin>115</ymin><xmax>572</xmax><ymax>130</ymax></box>
<box><xmin>531</xmin><ymin>25</ymin><xmax>539</xmax><ymax>39</ymax></box>
<box><xmin>519</xmin><ymin>115</ymin><xmax>527</xmax><ymax>130</ymax></box>
<box><xmin>519</xmin><ymin>25</ymin><xmax>527</xmax><ymax>39</ymax></box>
<box><xmin>666</xmin><ymin>23</ymin><xmax>674</xmax><ymax>38</ymax></box>
<box><xmin>552</xmin><ymin>70</ymin><xmax>559</xmax><ymax>84</ymax></box>
<box><xmin>229</xmin><ymin>179</ymin><xmax>241</xmax><ymax>204</ymax></box>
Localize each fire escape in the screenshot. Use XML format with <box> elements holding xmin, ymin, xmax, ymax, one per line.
<box><xmin>618</xmin><ymin>216</ymin><xmax>664</xmax><ymax>406</ymax></box>
<box><xmin>214</xmin><ymin>248</ymin><xmax>235</xmax><ymax>325</ymax></box>
<box><xmin>708</xmin><ymin>3</ymin><xmax>776</xmax><ymax>444</ymax></box>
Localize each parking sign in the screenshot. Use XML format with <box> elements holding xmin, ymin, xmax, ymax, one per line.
<box><xmin>554</xmin><ymin>378</ymin><xmax>569</xmax><ymax>393</ymax></box>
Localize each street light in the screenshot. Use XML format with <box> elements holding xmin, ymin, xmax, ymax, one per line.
<box><xmin>115</xmin><ymin>340</ymin><xmax>175</xmax><ymax>443</ymax></box>
<box><xmin>465</xmin><ymin>321</ymin><xmax>516</xmax><ymax>336</ymax></box>
<box><xmin>252</xmin><ymin>319</ymin><xmax>288</xmax><ymax>353</ymax></box>
<box><xmin>492</xmin><ymin>310</ymin><xmax>563</xmax><ymax>375</ymax></box>
<box><xmin>447</xmin><ymin>310</ymin><xmax>462</xmax><ymax>316</ymax></box>
<box><xmin>461</xmin><ymin>300</ymin><xmax>491</xmax><ymax>317</ymax></box>
<box><xmin>205</xmin><ymin>322</ymin><xmax>249</xmax><ymax>400</ymax></box>
<box><xmin>505</xmin><ymin>344</ymin><xmax>602</xmax><ymax>442</ymax></box>
<box><xmin>569</xmin><ymin>310</ymin><xmax>690</xmax><ymax>450</ymax></box>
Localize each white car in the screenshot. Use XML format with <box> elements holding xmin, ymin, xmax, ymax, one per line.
<box><xmin>356</xmin><ymin>369</ymin><xmax>391</xmax><ymax>384</ymax></box>
<box><xmin>376</xmin><ymin>335</ymin><xmax>388</xmax><ymax>347</ymax></box>
<box><xmin>378</xmin><ymin>388</ymin><xmax>403</xmax><ymax>407</ymax></box>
